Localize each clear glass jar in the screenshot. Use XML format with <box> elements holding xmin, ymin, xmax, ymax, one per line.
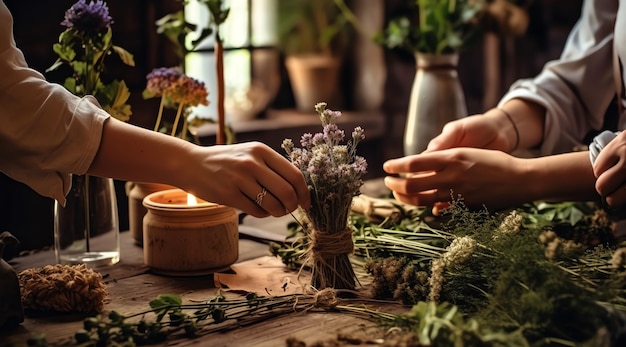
<box><xmin>54</xmin><ymin>175</ymin><xmax>120</xmax><ymax>267</ymax></box>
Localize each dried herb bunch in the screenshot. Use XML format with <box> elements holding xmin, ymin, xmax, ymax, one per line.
<box><xmin>282</xmin><ymin>102</ymin><xmax>367</xmax><ymax>290</ymax></box>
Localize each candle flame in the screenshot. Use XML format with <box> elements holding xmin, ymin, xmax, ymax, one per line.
<box><xmin>187</xmin><ymin>193</ymin><xmax>198</xmax><ymax>206</ymax></box>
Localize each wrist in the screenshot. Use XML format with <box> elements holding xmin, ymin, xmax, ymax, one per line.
<box><xmin>485</xmin><ymin>108</ymin><xmax>519</xmax><ymax>153</ymax></box>
<box><xmin>497</xmin><ymin>108</ymin><xmax>519</xmax><ymax>152</ymax></box>
<box><xmin>526</xmin><ymin>152</ymin><xmax>599</xmax><ymax>202</ymax></box>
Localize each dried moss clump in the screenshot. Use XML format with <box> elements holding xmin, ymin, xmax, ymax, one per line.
<box><xmin>18</xmin><ymin>264</ymin><xmax>108</xmax><ymax>313</ymax></box>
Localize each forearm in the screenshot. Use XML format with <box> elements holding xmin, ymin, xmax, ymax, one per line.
<box><xmin>524</xmin><ymin>150</ymin><xmax>599</xmax><ymax>203</ymax></box>
<box><xmin>87</xmin><ymin>117</ymin><xmax>195</xmax><ymax>188</ymax></box>
<box><xmin>486</xmin><ymin>98</ymin><xmax>545</xmax><ymax>152</ymax></box>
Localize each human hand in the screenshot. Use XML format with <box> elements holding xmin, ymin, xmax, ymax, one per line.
<box><xmin>383</xmin><ymin>148</ymin><xmax>526</xmax><ymax>213</ymax></box>
<box><xmin>426</xmin><ymin>111</ymin><xmax>515</xmax><ymax>153</ymax></box>
<box><xmin>184</xmin><ymin>142</ymin><xmax>311</xmax><ymax>218</ymax></box>
<box><xmin>592</xmin><ymin>131</ymin><xmax>626</xmax><ymax>209</ymax></box>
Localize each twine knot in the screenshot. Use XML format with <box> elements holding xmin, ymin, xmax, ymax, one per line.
<box><xmin>310</xmin><ymin>228</ymin><xmax>354</xmax><ymax>258</ymax></box>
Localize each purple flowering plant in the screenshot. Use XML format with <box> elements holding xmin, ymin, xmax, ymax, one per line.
<box><xmin>143</xmin><ymin>67</ymin><xmax>209</xmax><ymax>139</ymax></box>
<box><xmin>282</xmin><ymin>102</ymin><xmax>367</xmax><ymax>290</ymax></box>
<box><xmin>47</xmin><ymin>0</ymin><xmax>135</xmax><ymax>122</ymax></box>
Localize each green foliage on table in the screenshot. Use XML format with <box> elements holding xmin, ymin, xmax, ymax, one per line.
<box><xmin>16</xmin><ymin>198</ymin><xmax>626</xmax><ymax>346</ymax></box>
<box><xmin>273</xmin><ymin>198</ymin><xmax>626</xmax><ymax>345</ymax></box>
<box><xmin>26</xmin><ymin>289</ymin><xmax>401</xmax><ymax>346</ymax></box>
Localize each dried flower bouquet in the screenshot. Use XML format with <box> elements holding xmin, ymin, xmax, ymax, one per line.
<box><xmin>282</xmin><ymin>102</ymin><xmax>367</xmax><ymax>290</ymax></box>
<box><xmin>143</xmin><ymin>67</ymin><xmax>209</xmax><ymax>140</ymax></box>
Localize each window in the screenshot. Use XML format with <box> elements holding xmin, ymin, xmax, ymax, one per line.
<box><xmin>184</xmin><ymin>0</ymin><xmax>280</xmax><ymax>122</ymax></box>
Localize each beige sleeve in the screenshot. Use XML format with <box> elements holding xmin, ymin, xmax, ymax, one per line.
<box><xmin>0</xmin><ymin>1</ymin><xmax>109</xmax><ymax>205</ymax></box>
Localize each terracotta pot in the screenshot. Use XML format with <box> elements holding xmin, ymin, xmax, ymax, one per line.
<box><xmin>142</xmin><ymin>189</ymin><xmax>239</xmax><ymax>276</ymax></box>
<box><xmin>126</xmin><ymin>182</ymin><xmax>174</xmax><ymax>246</ymax></box>
<box><xmin>285</xmin><ymin>54</ymin><xmax>343</xmax><ymax>112</ymax></box>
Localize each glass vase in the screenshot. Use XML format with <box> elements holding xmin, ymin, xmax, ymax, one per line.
<box><xmin>54</xmin><ymin>175</ymin><xmax>120</xmax><ymax>267</ymax></box>
<box><xmin>404</xmin><ymin>53</ymin><xmax>467</xmax><ymax>156</ymax></box>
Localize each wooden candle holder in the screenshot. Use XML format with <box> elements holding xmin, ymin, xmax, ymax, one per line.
<box><xmin>142</xmin><ymin>189</ymin><xmax>238</xmax><ymax>276</ymax></box>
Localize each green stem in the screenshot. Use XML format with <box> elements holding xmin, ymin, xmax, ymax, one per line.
<box><xmin>154</xmin><ymin>97</ymin><xmax>166</xmax><ymax>132</ymax></box>
<box><xmin>170</xmin><ymin>103</ymin><xmax>185</xmax><ymax>137</ymax></box>
<box><xmin>333</xmin><ymin>0</ymin><xmax>365</xmax><ymax>36</ymax></box>
<box><xmin>181</xmin><ymin>117</ymin><xmax>189</xmax><ymax>141</ymax></box>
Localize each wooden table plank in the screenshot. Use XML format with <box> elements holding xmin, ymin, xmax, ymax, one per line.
<box><xmin>1</xmin><ymin>215</ymin><xmax>403</xmax><ymax>347</ymax></box>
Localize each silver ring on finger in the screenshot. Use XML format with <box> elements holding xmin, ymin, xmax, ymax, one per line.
<box><xmin>255</xmin><ymin>187</ymin><xmax>268</xmax><ymax>206</ymax></box>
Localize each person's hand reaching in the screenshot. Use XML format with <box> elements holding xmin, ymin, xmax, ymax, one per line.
<box><xmin>426</xmin><ymin>111</ymin><xmax>515</xmax><ymax>153</ymax></box>
<box><xmin>383</xmin><ymin>147</ymin><xmax>526</xmax><ymax>214</ymax></box>
<box><xmin>184</xmin><ymin>142</ymin><xmax>312</xmax><ymax>218</ymax></box>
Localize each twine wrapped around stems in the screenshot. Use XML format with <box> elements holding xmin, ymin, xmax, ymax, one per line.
<box><xmin>307</xmin><ymin>227</ymin><xmax>357</xmax><ymax>290</ymax></box>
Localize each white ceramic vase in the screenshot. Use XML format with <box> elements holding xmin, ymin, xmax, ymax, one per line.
<box><xmin>404</xmin><ymin>53</ymin><xmax>467</xmax><ymax>156</ymax></box>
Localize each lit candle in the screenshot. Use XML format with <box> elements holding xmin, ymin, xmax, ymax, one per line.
<box><xmin>187</xmin><ymin>193</ymin><xmax>198</xmax><ymax>206</ymax></box>
<box><xmin>142</xmin><ymin>188</ymin><xmax>239</xmax><ymax>276</ymax></box>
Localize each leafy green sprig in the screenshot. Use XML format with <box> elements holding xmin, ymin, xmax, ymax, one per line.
<box><xmin>375</xmin><ymin>0</ymin><xmax>530</xmax><ymax>55</ymax></box>
<box><xmin>155</xmin><ymin>0</ymin><xmax>229</xmax><ymax>60</ymax></box>
<box><xmin>26</xmin><ymin>289</ymin><xmax>413</xmax><ymax>346</ymax></box>
<box><xmin>375</xmin><ymin>0</ymin><xmax>484</xmax><ymax>54</ymax></box>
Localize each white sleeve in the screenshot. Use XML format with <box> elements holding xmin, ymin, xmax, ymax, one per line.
<box><xmin>0</xmin><ymin>1</ymin><xmax>109</xmax><ymax>205</ymax></box>
<box><xmin>589</xmin><ymin>130</ymin><xmax>619</xmax><ymax>164</ymax></box>
<box><xmin>498</xmin><ymin>0</ymin><xmax>619</xmax><ymax>155</ymax></box>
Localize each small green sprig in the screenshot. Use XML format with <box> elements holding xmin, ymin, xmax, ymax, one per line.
<box><xmin>155</xmin><ymin>0</ymin><xmax>230</xmax><ymax>60</ymax></box>
<box><xmin>26</xmin><ymin>289</ymin><xmax>413</xmax><ymax>346</ymax></box>
<box><xmin>374</xmin><ymin>0</ymin><xmax>530</xmax><ymax>55</ymax></box>
<box><xmin>374</xmin><ymin>0</ymin><xmax>484</xmax><ymax>54</ymax></box>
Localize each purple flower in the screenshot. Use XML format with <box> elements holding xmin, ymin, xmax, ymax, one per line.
<box><xmin>145</xmin><ymin>67</ymin><xmax>209</xmax><ymax>107</ymax></box>
<box><xmin>61</xmin><ymin>0</ymin><xmax>113</xmax><ymax>35</ymax></box>
<box><xmin>145</xmin><ymin>67</ymin><xmax>184</xmax><ymax>97</ymax></box>
<box><xmin>169</xmin><ymin>75</ymin><xmax>210</xmax><ymax>106</ymax></box>
<box><xmin>283</xmin><ymin>102</ymin><xmax>367</xmax><ymax>232</ymax></box>
<box><xmin>352</xmin><ymin>127</ymin><xmax>365</xmax><ymax>142</ymax></box>
<box><xmin>300</xmin><ymin>133</ymin><xmax>314</xmax><ymax>147</ymax></box>
<box><xmin>323</xmin><ymin>124</ymin><xmax>345</xmax><ymax>145</ymax></box>
<box><xmin>311</xmin><ymin>133</ymin><xmax>325</xmax><ymax>146</ymax></box>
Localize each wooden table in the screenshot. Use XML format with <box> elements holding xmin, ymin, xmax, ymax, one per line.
<box><xmin>1</xmin><ymin>182</ymin><xmax>403</xmax><ymax>347</ymax></box>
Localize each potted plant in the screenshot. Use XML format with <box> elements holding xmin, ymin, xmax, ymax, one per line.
<box><xmin>375</xmin><ymin>0</ymin><xmax>529</xmax><ymax>155</ymax></box>
<box><xmin>277</xmin><ymin>0</ymin><xmax>353</xmax><ymax>112</ymax></box>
